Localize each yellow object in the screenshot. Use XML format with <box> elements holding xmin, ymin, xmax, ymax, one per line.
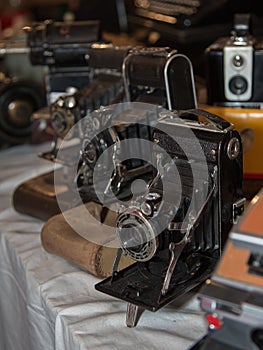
<box><xmin>202</xmin><ymin>105</ymin><xmax>263</xmax><ymax>178</ymax></box>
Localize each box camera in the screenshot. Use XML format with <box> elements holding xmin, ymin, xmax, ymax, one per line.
<box><xmin>95</xmin><ymin>108</ymin><xmax>245</xmax><ymax>327</ymax></box>
<box><xmin>191</xmin><ymin>188</ymin><xmax>263</xmax><ymax>350</ymax></box>
<box><xmin>75</xmin><ymin>48</ymin><xmax>197</xmax><ymax>205</ymax></box>
<box><xmin>206</xmin><ymin>13</ymin><xmax>263</xmax><ymax>108</ymax></box>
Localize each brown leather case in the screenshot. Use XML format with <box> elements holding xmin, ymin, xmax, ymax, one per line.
<box><xmin>41</xmin><ymin>202</ymin><xmax>133</xmax><ymax>278</ymax></box>
<box><xmin>12</xmin><ymin>169</ymin><xmax>72</xmax><ymax>220</ymax></box>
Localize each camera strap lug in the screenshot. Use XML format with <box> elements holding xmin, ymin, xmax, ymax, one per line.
<box><xmin>232</xmin><ymin>198</ymin><xmax>246</xmax><ymax>224</ymax></box>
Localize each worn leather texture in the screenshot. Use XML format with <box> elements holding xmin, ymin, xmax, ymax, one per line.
<box><xmin>12</xmin><ymin>169</ymin><xmax>72</xmax><ymax>220</ymax></box>
<box><xmin>41</xmin><ymin>202</ymin><xmax>133</xmax><ymax>278</ymax></box>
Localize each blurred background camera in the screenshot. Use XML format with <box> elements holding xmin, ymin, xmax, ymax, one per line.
<box><xmin>0</xmin><ymin>36</ymin><xmax>46</xmax><ymax>145</ymax></box>
<box><xmin>41</xmin><ymin>44</ymin><xmax>131</xmax><ymax>162</ymax></box>
<box><xmin>206</xmin><ymin>13</ymin><xmax>263</xmax><ymax>108</ymax></box>
<box><xmin>26</xmin><ymin>19</ymin><xmax>102</xmax><ymax>104</ymax></box>
<box><xmin>203</xmin><ymin>13</ymin><xmax>263</xmax><ymax>200</ymax></box>
<box><xmin>96</xmin><ymin>108</ymin><xmax>245</xmax><ymax>327</ymax></box>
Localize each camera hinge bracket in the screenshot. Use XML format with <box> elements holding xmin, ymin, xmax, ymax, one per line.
<box><xmin>161</xmin><ymin>237</ymin><xmax>188</xmax><ymax>296</ymax></box>
<box><xmin>232</xmin><ymin>197</ymin><xmax>246</xmax><ymax>224</ymax></box>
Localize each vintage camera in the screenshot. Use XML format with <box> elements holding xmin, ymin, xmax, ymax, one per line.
<box><xmin>26</xmin><ymin>19</ymin><xmax>102</xmax><ymax>104</ymax></box>
<box><xmin>42</xmin><ymin>73</ymin><xmax>125</xmax><ymax>162</ymax></box>
<box><xmin>76</xmin><ymin>48</ymin><xmax>197</xmax><ymax>204</ymax></box>
<box><xmin>95</xmin><ymin>108</ymin><xmax>245</xmax><ymax>327</ymax></box>
<box><xmin>191</xmin><ymin>188</ymin><xmax>263</xmax><ymax>350</ymax></box>
<box><xmin>0</xmin><ymin>37</ymin><xmax>46</xmax><ymax>144</ymax></box>
<box><xmin>206</xmin><ymin>13</ymin><xmax>263</xmax><ymax>108</ymax></box>
<box><xmin>0</xmin><ymin>74</ymin><xmax>46</xmax><ymax>144</ymax></box>
<box><xmin>48</xmin><ymin>45</ymin><xmax>131</xmax><ymax>140</ymax></box>
<box><xmin>41</xmin><ymin>45</ymin><xmax>131</xmax><ymax>162</ymax></box>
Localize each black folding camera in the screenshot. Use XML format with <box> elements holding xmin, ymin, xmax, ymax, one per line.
<box><xmin>26</xmin><ymin>19</ymin><xmax>102</xmax><ymax>104</ymax></box>
<box><xmin>206</xmin><ymin>13</ymin><xmax>263</xmax><ymax>108</ymax></box>
<box><xmin>76</xmin><ymin>47</ymin><xmax>197</xmax><ymax>204</ymax></box>
<box><xmin>95</xmin><ymin>108</ymin><xmax>245</xmax><ymax>327</ymax></box>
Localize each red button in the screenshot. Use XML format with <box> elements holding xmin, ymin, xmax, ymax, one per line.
<box><xmin>205</xmin><ymin>313</ymin><xmax>222</xmax><ymax>329</ymax></box>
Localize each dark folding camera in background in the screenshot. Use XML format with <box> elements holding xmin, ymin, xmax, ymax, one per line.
<box><xmin>48</xmin><ymin>45</ymin><xmax>130</xmax><ymax>139</ymax></box>
<box><xmin>206</xmin><ymin>13</ymin><xmax>263</xmax><ymax>108</ymax></box>
<box><xmin>95</xmin><ymin>108</ymin><xmax>245</xmax><ymax>327</ymax></box>
<box><xmin>191</xmin><ymin>188</ymin><xmax>263</xmax><ymax>350</ymax></box>
<box><xmin>39</xmin><ymin>44</ymin><xmax>131</xmax><ymax>163</ymax></box>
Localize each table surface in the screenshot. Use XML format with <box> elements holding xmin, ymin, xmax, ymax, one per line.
<box><xmin>0</xmin><ymin>143</ymin><xmax>207</xmax><ymax>350</ymax></box>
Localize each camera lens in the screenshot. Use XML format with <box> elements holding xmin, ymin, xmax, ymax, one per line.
<box><xmin>117</xmin><ymin>210</ymin><xmax>158</xmax><ymax>262</ymax></box>
<box><xmin>229</xmin><ymin>76</ymin><xmax>248</xmax><ymax>95</ymax></box>
<box><xmin>232</xmin><ymin>54</ymin><xmax>244</xmax><ymax>68</ymax></box>
<box><xmin>120</xmin><ymin>223</ymin><xmax>145</xmax><ymax>252</ymax></box>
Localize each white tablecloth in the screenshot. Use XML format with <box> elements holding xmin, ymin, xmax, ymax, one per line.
<box><xmin>0</xmin><ymin>144</ymin><xmax>207</xmax><ymax>350</ymax></box>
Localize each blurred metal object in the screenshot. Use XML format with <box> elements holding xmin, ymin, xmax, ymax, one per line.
<box><xmin>191</xmin><ymin>188</ymin><xmax>263</xmax><ymax>350</ymax></box>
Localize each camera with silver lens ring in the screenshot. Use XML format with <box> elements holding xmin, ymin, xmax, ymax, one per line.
<box><xmin>95</xmin><ymin>108</ymin><xmax>245</xmax><ymax>327</ymax></box>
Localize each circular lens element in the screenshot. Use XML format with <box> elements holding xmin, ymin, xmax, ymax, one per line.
<box><xmin>229</xmin><ymin>76</ymin><xmax>248</xmax><ymax>95</ymax></box>
<box><xmin>232</xmin><ymin>54</ymin><xmax>244</xmax><ymax>68</ymax></box>
<box><xmin>117</xmin><ymin>208</ymin><xmax>158</xmax><ymax>262</ymax></box>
